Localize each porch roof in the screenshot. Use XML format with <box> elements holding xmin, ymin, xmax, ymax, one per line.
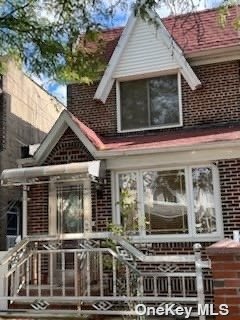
<box><xmin>17</xmin><ymin>111</ymin><xmax>240</xmax><ymax>166</ymax></box>
<box><xmin>71</xmin><ymin>112</ymin><xmax>240</xmax><ymax>152</ymax></box>
<box><xmin>1</xmin><ymin>161</ymin><xmax>104</xmax><ymax>186</ymax></box>
<box><xmin>101</xmin><ymin>125</ymin><xmax>240</xmax><ymax>152</ymax></box>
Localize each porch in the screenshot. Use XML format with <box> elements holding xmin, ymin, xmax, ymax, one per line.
<box><xmin>0</xmin><ymin>233</ymin><xmax>210</xmax><ymax>319</ymax></box>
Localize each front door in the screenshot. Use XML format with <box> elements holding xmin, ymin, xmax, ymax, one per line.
<box><xmin>49</xmin><ymin>180</ymin><xmax>92</xmax><ymax>284</ymax></box>
<box><xmin>49</xmin><ymin>179</ymin><xmax>92</xmax><ymax>236</ymax></box>
<box><xmin>56</xmin><ymin>184</ymin><xmax>84</xmax><ymax>234</ymax></box>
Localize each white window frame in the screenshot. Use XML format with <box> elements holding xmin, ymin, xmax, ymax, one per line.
<box><xmin>112</xmin><ymin>164</ymin><xmax>223</xmax><ymax>243</ymax></box>
<box><xmin>48</xmin><ymin>178</ymin><xmax>92</xmax><ymax>236</ymax></box>
<box><xmin>116</xmin><ymin>72</ymin><xmax>183</xmax><ymax>133</ymax></box>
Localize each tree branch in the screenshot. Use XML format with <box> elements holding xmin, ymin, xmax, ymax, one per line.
<box><xmin>0</xmin><ymin>1</ymin><xmax>34</xmax><ymax>22</ymax></box>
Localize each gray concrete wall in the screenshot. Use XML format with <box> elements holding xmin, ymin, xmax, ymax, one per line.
<box><xmin>0</xmin><ymin>61</ymin><xmax>64</xmax><ymax>249</ymax></box>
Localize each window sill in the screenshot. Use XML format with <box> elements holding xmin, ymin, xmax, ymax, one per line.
<box><xmin>117</xmin><ymin>123</ymin><xmax>183</xmax><ymax>134</ymax></box>
<box><xmin>128</xmin><ymin>234</ymin><xmax>224</xmax><ymax>243</ymax></box>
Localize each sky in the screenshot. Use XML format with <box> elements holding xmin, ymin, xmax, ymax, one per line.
<box><xmin>34</xmin><ymin>0</ymin><xmax>223</xmax><ymax>106</ymax></box>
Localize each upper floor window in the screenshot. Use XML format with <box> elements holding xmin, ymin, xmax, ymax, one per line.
<box><xmin>118</xmin><ymin>73</ymin><xmax>182</xmax><ymax>132</ymax></box>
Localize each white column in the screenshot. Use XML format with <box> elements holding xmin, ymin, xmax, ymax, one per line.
<box><xmin>22</xmin><ymin>185</ymin><xmax>28</xmax><ymax>237</ymax></box>
<box><xmin>0</xmin><ymin>251</ymin><xmax>8</xmax><ymax>310</ymax></box>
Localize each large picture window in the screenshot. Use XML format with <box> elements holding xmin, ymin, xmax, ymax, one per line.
<box><xmin>115</xmin><ymin>165</ymin><xmax>222</xmax><ymax>241</ymax></box>
<box><xmin>118</xmin><ymin>74</ymin><xmax>181</xmax><ymax>132</ymax></box>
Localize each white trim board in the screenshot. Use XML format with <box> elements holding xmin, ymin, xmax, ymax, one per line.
<box><xmin>94</xmin><ymin>9</ymin><xmax>201</xmax><ymax>103</ymax></box>
<box><xmin>18</xmin><ymin>137</ymin><xmax>240</xmax><ymax>167</ymax></box>
<box><xmin>106</xmin><ymin>145</ymin><xmax>240</xmax><ymax>170</ymax></box>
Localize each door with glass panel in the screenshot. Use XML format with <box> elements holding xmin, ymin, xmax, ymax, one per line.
<box><xmin>56</xmin><ymin>184</ymin><xmax>84</xmax><ymax>235</ymax></box>
<box><xmin>50</xmin><ymin>182</ymin><xmax>88</xmax><ymax>285</ymax></box>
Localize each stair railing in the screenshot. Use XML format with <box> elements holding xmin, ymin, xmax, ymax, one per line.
<box><xmin>0</xmin><ymin>233</ymin><xmax>210</xmax><ymax>320</ymax></box>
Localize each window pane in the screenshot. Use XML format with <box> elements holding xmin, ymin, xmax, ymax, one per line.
<box><xmin>118</xmin><ymin>173</ymin><xmax>138</xmax><ymax>234</ymax></box>
<box><xmin>57</xmin><ymin>185</ymin><xmax>84</xmax><ymax>233</ymax></box>
<box><xmin>7</xmin><ymin>214</ymin><xmax>18</xmax><ymax>235</ymax></box>
<box><xmin>120</xmin><ymin>80</ymin><xmax>148</xmax><ymax>130</ymax></box>
<box><xmin>149</xmin><ymin>75</ymin><xmax>179</xmax><ymax>126</ymax></box>
<box><xmin>192</xmin><ymin>168</ymin><xmax>216</xmax><ymax>234</ymax></box>
<box><xmin>7</xmin><ymin>205</ymin><xmax>21</xmax><ymax>235</ymax></box>
<box><xmin>143</xmin><ymin>170</ymin><xmax>187</xmax><ymax>235</ymax></box>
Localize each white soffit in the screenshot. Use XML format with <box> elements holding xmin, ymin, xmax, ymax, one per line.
<box><xmin>94</xmin><ymin>10</ymin><xmax>201</xmax><ymax>103</ymax></box>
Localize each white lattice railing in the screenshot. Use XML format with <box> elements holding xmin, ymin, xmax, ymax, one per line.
<box><xmin>0</xmin><ymin>233</ymin><xmax>210</xmax><ymax>319</ymax></box>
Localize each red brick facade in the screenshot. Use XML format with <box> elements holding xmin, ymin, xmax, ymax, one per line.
<box><xmin>28</xmin><ymin>183</ymin><xmax>49</xmax><ymax>235</ymax></box>
<box><xmin>25</xmin><ymin>59</ymin><xmax>240</xmax><ymax>314</ymax></box>
<box><xmin>27</xmin><ymin>128</ymin><xmax>113</xmax><ymax>235</ymax></box>
<box><xmin>207</xmin><ymin>240</ymin><xmax>240</xmax><ymax>320</ymax></box>
<box><xmin>28</xmin><ymin>61</ymin><xmax>240</xmax><ymax>240</ymax></box>
<box><xmin>218</xmin><ymin>159</ymin><xmax>240</xmax><ymax>238</ymax></box>
<box><xmin>67</xmin><ymin>61</ymin><xmax>240</xmax><ymax>136</ymax></box>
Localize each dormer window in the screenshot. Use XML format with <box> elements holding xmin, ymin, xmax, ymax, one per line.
<box><xmin>117</xmin><ymin>73</ymin><xmax>182</xmax><ymax>132</ymax></box>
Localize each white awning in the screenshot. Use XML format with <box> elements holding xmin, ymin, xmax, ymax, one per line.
<box><xmin>1</xmin><ymin>161</ymin><xmax>105</xmax><ymax>186</ymax></box>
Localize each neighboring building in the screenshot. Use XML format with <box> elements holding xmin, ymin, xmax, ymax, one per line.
<box><xmin>1</xmin><ymin>6</ymin><xmax>240</xmax><ymax>319</ymax></box>
<box><xmin>0</xmin><ymin>61</ymin><xmax>64</xmax><ymax>250</ymax></box>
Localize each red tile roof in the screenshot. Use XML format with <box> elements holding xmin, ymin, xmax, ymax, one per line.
<box><xmin>102</xmin><ymin>6</ymin><xmax>240</xmax><ymax>59</ymax></box>
<box><xmin>69</xmin><ymin>111</ymin><xmax>105</xmax><ymax>150</ymax></box>
<box><xmin>71</xmin><ymin>108</ymin><xmax>240</xmax><ymax>152</ymax></box>
<box><xmin>102</xmin><ymin>126</ymin><xmax>240</xmax><ymax>151</ymax></box>
<box><xmin>164</xmin><ymin>6</ymin><xmax>240</xmax><ymax>54</ymax></box>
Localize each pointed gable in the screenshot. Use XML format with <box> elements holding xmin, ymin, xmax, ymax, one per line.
<box><xmin>27</xmin><ymin>110</ymin><xmax>104</xmax><ymax>165</ymax></box>
<box><xmin>45</xmin><ymin>127</ymin><xmax>94</xmax><ymax>165</ymax></box>
<box><xmin>95</xmin><ymin>10</ymin><xmax>201</xmax><ymax>103</ymax></box>
<box><xmin>114</xmin><ymin>19</ymin><xmax>179</xmax><ymax>79</ymax></box>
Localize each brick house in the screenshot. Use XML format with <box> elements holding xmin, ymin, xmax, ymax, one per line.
<box><xmin>0</xmin><ymin>6</ymin><xmax>240</xmax><ymax>319</ymax></box>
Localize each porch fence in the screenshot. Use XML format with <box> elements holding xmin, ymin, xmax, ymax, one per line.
<box><xmin>0</xmin><ymin>233</ymin><xmax>210</xmax><ymax>319</ymax></box>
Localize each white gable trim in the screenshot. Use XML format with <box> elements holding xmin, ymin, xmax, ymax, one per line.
<box><xmin>147</xmin><ymin>10</ymin><xmax>201</xmax><ymax>91</ymax></box>
<box><xmin>26</xmin><ymin>110</ymin><xmax>98</xmax><ymax>165</ymax></box>
<box><xmin>94</xmin><ymin>10</ymin><xmax>201</xmax><ymax>103</ymax></box>
<box><xmin>94</xmin><ymin>13</ymin><xmax>137</xmax><ymax>103</ymax></box>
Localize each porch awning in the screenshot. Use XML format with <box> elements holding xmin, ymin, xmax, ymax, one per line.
<box><xmin>1</xmin><ymin>161</ymin><xmax>105</xmax><ymax>186</ymax></box>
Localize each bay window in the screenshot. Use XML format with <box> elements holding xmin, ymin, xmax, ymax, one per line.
<box><xmin>114</xmin><ymin>165</ymin><xmax>222</xmax><ymax>241</ymax></box>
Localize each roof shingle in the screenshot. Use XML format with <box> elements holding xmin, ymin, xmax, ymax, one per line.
<box><xmin>70</xmin><ymin>109</ymin><xmax>240</xmax><ymax>152</ymax></box>
<box><xmin>102</xmin><ymin>6</ymin><xmax>240</xmax><ymax>60</ymax></box>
